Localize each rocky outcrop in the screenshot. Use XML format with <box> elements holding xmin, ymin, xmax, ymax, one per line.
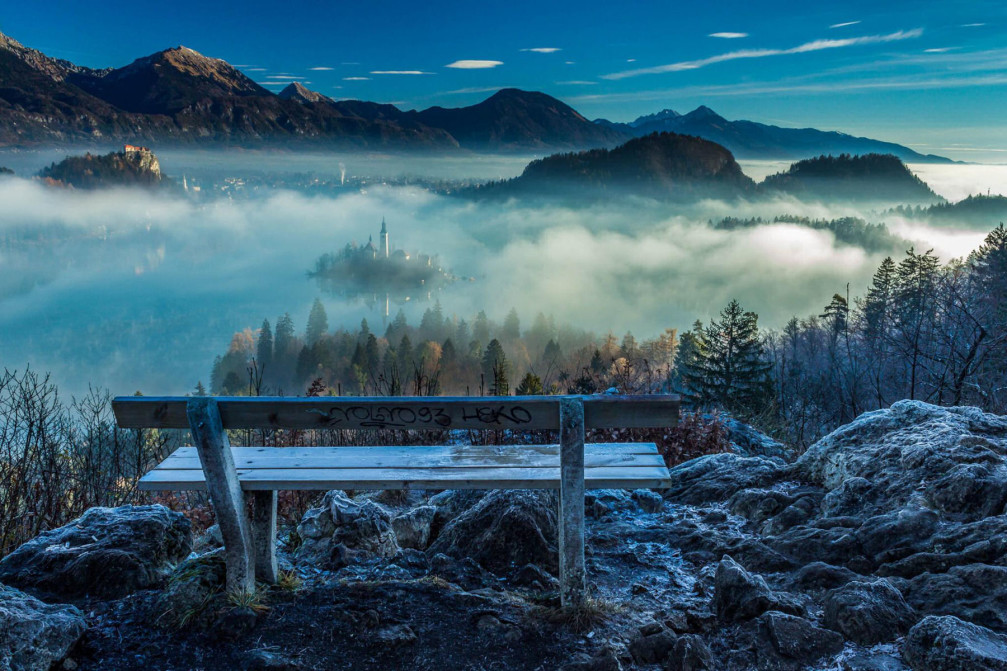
<box><xmin>296</xmin><ymin>490</ymin><xmax>399</xmax><ymax>565</ymax></box>
<box><xmin>0</xmin><ymin>584</ymin><xmax>86</xmax><ymax>671</ymax></box>
<box><xmin>822</xmin><ymin>579</ymin><xmax>915</xmax><ymax>645</ymax></box>
<box><xmin>903</xmin><ymin>615</ymin><xmax>1007</xmax><ymax>670</ymax></box>
<box><xmin>716</xmin><ymin>414</ymin><xmax>792</xmax><ymax>461</ymax></box>
<box><xmin>0</xmin><ymin>504</ymin><xmax>191</xmax><ymax>598</ymax></box>
<box><xmin>427</xmin><ymin>489</ymin><xmax>558</xmax><ymax>574</ymax></box>
<box><xmin>664</xmin><ymin>453</ymin><xmax>785</xmax><ymax>505</ymax></box>
<box><xmin>795</xmin><ymin>400</ymin><xmax>1007</xmax><ymax>520</ymax></box>
<box><xmin>713</xmin><ymin>556</ymin><xmax>804</xmax><ymax>622</ymax></box>
<box><xmin>9</xmin><ymin>399</ymin><xmax>1007</xmax><ymax>670</ymax></box>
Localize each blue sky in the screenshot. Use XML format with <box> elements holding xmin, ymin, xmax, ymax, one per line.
<box><xmin>3</xmin><ymin>0</ymin><xmax>1005</xmax><ymax>160</ymax></box>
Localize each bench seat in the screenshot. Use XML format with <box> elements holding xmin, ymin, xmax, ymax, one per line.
<box><xmin>139</xmin><ymin>442</ymin><xmax>672</xmax><ymax>491</ymax></box>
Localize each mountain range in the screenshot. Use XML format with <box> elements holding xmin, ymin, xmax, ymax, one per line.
<box><xmin>0</xmin><ymin>31</ymin><xmax>951</xmax><ymax>160</ymax></box>
<box><xmin>596</xmin><ymin>106</ymin><xmax>953</xmax><ymax>164</ymax></box>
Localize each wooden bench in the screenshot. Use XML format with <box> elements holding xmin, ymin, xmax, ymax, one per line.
<box><xmin>113</xmin><ymin>394</ymin><xmax>679</xmax><ymax>607</ymax></box>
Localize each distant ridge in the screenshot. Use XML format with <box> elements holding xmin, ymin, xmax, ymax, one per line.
<box><xmin>465</xmin><ymin>131</ymin><xmax>756</xmax><ymax>201</ymax></box>
<box><xmin>411</xmin><ymin>88</ymin><xmax>627</xmax><ymax>151</ymax></box>
<box><xmin>0</xmin><ymin>30</ymin><xmax>955</xmax><ymax>160</ymax></box>
<box><xmin>597</xmin><ymin>106</ymin><xmax>954</xmax><ymax>164</ymax></box>
<box><xmin>762</xmin><ymin>153</ymin><xmax>943</xmax><ymax>203</ymax></box>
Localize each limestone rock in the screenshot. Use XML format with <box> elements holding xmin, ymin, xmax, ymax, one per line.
<box><xmin>822</xmin><ymin>579</ymin><xmax>916</xmax><ymax>645</ymax></box>
<box><xmin>391</xmin><ymin>505</ymin><xmax>436</xmax><ymax>550</ymax></box>
<box><xmin>0</xmin><ymin>504</ymin><xmax>192</xmax><ymax>598</ymax></box>
<box><xmin>713</xmin><ymin>556</ymin><xmax>804</xmax><ymax>622</ymax></box>
<box><xmin>903</xmin><ymin>615</ymin><xmax>1007</xmax><ymax>670</ymax></box>
<box><xmin>296</xmin><ymin>491</ymin><xmax>399</xmax><ymax>565</ymax></box>
<box><xmin>427</xmin><ymin>489</ymin><xmax>558</xmax><ymax>574</ymax></box>
<box><xmin>0</xmin><ymin>584</ymin><xmax>86</xmax><ymax>671</ymax></box>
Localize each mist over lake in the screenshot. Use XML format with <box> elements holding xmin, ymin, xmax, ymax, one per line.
<box><xmin>0</xmin><ymin>154</ymin><xmax>1003</xmax><ymax>396</ymax></box>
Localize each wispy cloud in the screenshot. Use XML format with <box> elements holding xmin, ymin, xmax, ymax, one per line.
<box><xmin>570</xmin><ymin>72</ymin><xmax>1007</xmax><ymax>106</ymax></box>
<box><xmin>438</xmin><ymin>86</ymin><xmax>511</xmax><ymax>95</ymax></box>
<box><xmin>522</xmin><ymin>47</ymin><xmax>561</xmax><ymax>53</ymax></box>
<box><xmin>343</xmin><ymin>76</ymin><xmax>371</xmax><ymax>81</ymax></box>
<box><xmin>603</xmin><ymin>28</ymin><xmax>924</xmax><ymax>79</ymax></box>
<box><xmin>962</xmin><ymin>23</ymin><xmax>986</xmax><ymax>27</ymax></box>
<box><xmin>556</xmin><ymin>80</ymin><xmax>597</xmax><ymax>85</ymax></box>
<box><xmin>369</xmin><ymin>70</ymin><xmax>434</xmax><ymax>75</ymax></box>
<box><xmin>565</xmin><ymin>60</ymin><xmax>575</xmax><ymax>65</ymax></box>
<box><xmin>709</xmin><ymin>32</ymin><xmax>748</xmax><ymax>39</ymax></box>
<box><xmin>445</xmin><ymin>60</ymin><xmax>504</xmax><ymax>69</ymax></box>
<box><xmin>924</xmin><ymin>47</ymin><xmax>958</xmax><ymax>53</ymax></box>
<box><xmin>309</xmin><ymin>66</ymin><xmax>334</xmax><ymax>71</ymax></box>
<box><xmin>830</xmin><ymin>21</ymin><xmax>861</xmax><ymax>29</ymax></box>
<box><xmin>627</xmin><ymin>58</ymin><xmax>636</xmax><ymax>62</ymax></box>
<box><xmin>263</xmin><ymin>75</ymin><xmax>306</xmax><ymax>80</ymax></box>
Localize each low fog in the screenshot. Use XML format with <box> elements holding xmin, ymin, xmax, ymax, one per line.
<box><xmin>0</xmin><ymin>156</ymin><xmax>1003</xmax><ymax>396</ymax></box>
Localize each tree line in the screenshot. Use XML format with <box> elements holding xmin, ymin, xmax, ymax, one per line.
<box><xmin>210</xmin><ymin>302</ymin><xmax>679</xmax><ymax>400</ymax></box>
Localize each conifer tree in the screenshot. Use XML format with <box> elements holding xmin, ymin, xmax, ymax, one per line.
<box><xmin>680</xmin><ymin>301</ymin><xmax>772</xmax><ymax>416</ymax></box>
<box><xmin>274</xmin><ymin>313</ymin><xmax>295</xmax><ymax>358</ymax></box>
<box><xmin>306</xmin><ymin>298</ymin><xmax>329</xmax><ymax>346</ymax></box>
<box><xmin>502</xmin><ymin>308</ymin><xmax>521</xmax><ymax>341</ymax></box>
<box><xmin>482</xmin><ymin>339</ymin><xmax>509</xmax><ymax>395</ymax></box>
<box><xmin>257</xmin><ymin>318</ymin><xmax>273</xmax><ymax>371</ymax></box>
<box><xmin>516</xmin><ymin>372</ymin><xmax>544</xmax><ymax>395</ymax></box>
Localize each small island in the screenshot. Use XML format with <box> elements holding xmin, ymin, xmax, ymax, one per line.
<box><xmin>309</xmin><ymin>218</ymin><xmax>461</xmax><ymax>314</ymax></box>
<box><xmin>38</xmin><ymin>144</ymin><xmax>165</xmax><ymax>189</ymax></box>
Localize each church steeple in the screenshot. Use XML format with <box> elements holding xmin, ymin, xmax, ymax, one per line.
<box><xmin>379</xmin><ymin>217</ymin><xmax>389</xmax><ymax>258</ymax></box>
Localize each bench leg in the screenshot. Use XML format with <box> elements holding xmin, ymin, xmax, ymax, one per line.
<box><xmin>187</xmin><ymin>398</ymin><xmax>256</xmax><ymax>595</ymax></box>
<box><xmin>251</xmin><ymin>491</ymin><xmax>278</xmax><ymax>584</ymax></box>
<box><xmin>559</xmin><ymin>396</ymin><xmax>586</xmax><ymax>609</ymax></box>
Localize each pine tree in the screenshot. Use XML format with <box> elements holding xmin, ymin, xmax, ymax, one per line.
<box><xmin>397</xmin><ymin>334</ymin><xmax>414</xmax><ymax>377</ymax></box>
<box><xmin>364</xmin><ymin>334</ymin><xmax>380</xmax><ymax>375</ymax></box>
<box><xmin>473</xmin><ymin>311</ymin><xmax>490</xmax><ymax>345</ymax></box>
<box><xmin>543</xmin><ymin>339</ymin><xmax>562</xmax><ymax>365</ymax></box>
<box><xmin>441</xmin><ymin>338</ymin><xmax>457</xmax><ymax>365</ymax></box>
<box><xmin>893</xmin><ymin>248</ymin><xmax>940</xmax><ymax>400</ymax></box>
<box><xmin>502</xmin><ymin>308</ymin><xmax>521</xmax><ymax>341</ymax></box>
<box><xmin>274</xmin><ymin>313</ymin><xmax>295</xmax><ymax>358</ymax></box>
<box><xmin>674</xmin><ymin>321</ymin><xmax>710</xmax><ymax>404</ymax></box>
<box><xmin>972</xmin><ymin>224</ymin><xmax>1007</xmax><ymax>324</ymax></box>
<box><xmin>682</xmin><ymin>301</ymin><xmax>772</xmax><ymax>416</ymax></box>
<box><xmin>861</xmin><ymin>256</ymin><xmax>897</xmax><ymax>348</ymax></box>
<box><xmin>306</xmin><ymin>298</ymin><xmax>329</xmax><ymax>346</ymax></box>
<box><xmin>482</xmin><ymin>339</ymin><xmax>509</xmax><ymax>395</ymax></box>
<box><xmin>516</xmin><ymin>372</ymin><xmax>544</xmax><ymax>395</ymax></box>
<box><xmin>257</xmin><ymin>318</ymin><xmax>273</xmax><ymax>371</ymax></box>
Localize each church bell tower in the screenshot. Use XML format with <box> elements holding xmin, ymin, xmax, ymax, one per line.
<box><xmin>380</xmin><ymin>217</ymin><xmax>389</xmax><ymax>258</ymax></box>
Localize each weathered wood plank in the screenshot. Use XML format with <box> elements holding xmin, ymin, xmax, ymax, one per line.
<box><xmin>250</xmin><ymin>491</ymin><xmax>278</xmax><ymax>585</ymax></box>
<box><xmin>138</xmin><ymin>464</ymin><xmax>672</xmax><ymax>491</ymax></box>
<box><xmin>559</xmin><ymin>396</ymin><xmax>586</xmax><ymax>608</ymax></box>
<box><xmin>113</xmin><ymin>395</ymin><xmax>680</xmax><ymax>430</ymax></box>
<box><xmin>157</xmin><ymin>450</ymin><xmax>665</xmax><ymax>471</ymax></box>
<box><xmin>187</xmin><ymin>398</ymin><xmax>255</xmax><ymax>595</ymax></box>
<box><xmin>159</xmin><ymin>442</ymin><xmax>661</xmax><ymax>461</ymax></box>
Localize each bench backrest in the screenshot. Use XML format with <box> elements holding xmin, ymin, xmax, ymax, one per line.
<box><xmin>112</xmin><ymin>394</ymin><xmax>680</xmax><ymax>431</ymax></box>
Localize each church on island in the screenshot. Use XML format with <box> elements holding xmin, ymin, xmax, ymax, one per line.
<box><xmin>310</xmin><ymin>218</ymin><xmax>458</xmax><ymax>318</ymax></box>
<box><xmin>358</xmin><ymin>218</ymin><xmax>433</xmax><ymax>267</ymax></box>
